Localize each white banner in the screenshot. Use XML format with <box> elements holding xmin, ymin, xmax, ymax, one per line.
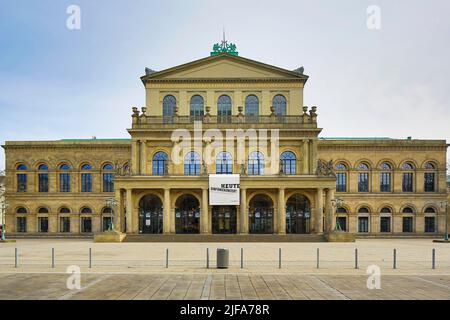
<box><xmin>209</xmin><ymin>174</ymin><xmax>240</xmax><ymax>205</ymax></box>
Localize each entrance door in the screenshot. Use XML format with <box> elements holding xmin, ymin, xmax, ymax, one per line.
<box><xmin>175</xmin><ymin>194</ymin><xmax>200</xmax><ymax>234</ymax></box>
<box><xmin>212</xmin><ymin>206</ymin><xmax>237</xmax><ymax>234</ymax></box>
<box><xmin>139</xmin><ymin>195</ymin><xmax>163</xmax><ymax>234</ymax></box>
<box><xmin>249</xmin><ymin>195</ymin><xmax>274</xmax><ymax>234</ymax></box>
<box><xmin>286</xmin><ymin>194</ymin><xmax>311</xmax><ymax>234</ymax></box>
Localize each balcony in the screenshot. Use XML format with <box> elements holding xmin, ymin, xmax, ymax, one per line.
<box><xmin>130</xmin><ymin>106</ymin><xmax>319</xmax><ymax>130</ymax></box>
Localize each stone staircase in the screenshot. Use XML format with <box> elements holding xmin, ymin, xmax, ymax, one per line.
<box><xmin>124</xmin><ymin>234</ymin><xmax>326</xmax><ymax>242</ymax></box>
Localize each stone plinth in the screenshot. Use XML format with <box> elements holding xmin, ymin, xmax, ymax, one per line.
<box><xmin>94</xmin><ymin>230</ymin><xmax>126</xmax><ymax>243</ymax></box>
<box><xmin>325</xmin><ymin>231</ymin><xmax>355</xmax><ymax>242</ymax></box>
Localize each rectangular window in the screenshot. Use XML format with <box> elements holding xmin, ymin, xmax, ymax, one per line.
<box><xmin>425</xmin><ymin>217</ymin><xmax>436</xmax><ymax>233</ymax></box>
<box><xmin>81</xmin><ymin>217</ymin><xmax>92</xmax><ymax>233</ymax></box>
<box><xmin>81</xmin><ymin>173</ymin><xmax>92</xmax><ymax>192</ymax></box>
<box><xmin>380</xmin><ymin>172</ymin><xmax>391</xmax><ymax>192</ymax></box>
<box><xmin>358</xmin><ymin>173</ymin><xmax>369</xmax><ymax>192</ymax></box>
<box><xmin>38</xmin><ymin>217</ymin><xmax>49</xmax><ymax>233</ymax></box>
<box><xmin>336</xmin><ymin>173</ymin><xmax>347</xmax><ymax>192</ymax></box>
<box><xmin>402</xmin><ymin>217</ymin><xmax>413</xmax><ymax>233</ymax></box>
<box><xmin>424</xmin><ymin>173</ymin><xmax>435</xmax><ymax>192</ymax></box>
<box><xmin>60</xmin><ymin>217</ymin><xmax>70</xmax><ymax>233</ymax></box>
<box><xmin>402</xmin><ymin>173</ymin><xmax>414</xmax><ymax>192</ymax></box>
<box><xmin>103</xmin><ymin>217</ymin><xmax>112</xmax><ymax>231</ymax></box>
<box><xmin>16</xmin><ymin>217</ymin><xmax>27</xmax><ymax>232</ymax></box>
<box><xmin>103</xmin><ymin>173</ymin><xmax>114</xmax><ymax>192</ymax></box>
<box><xmin>358</xmin><ymin>217</ymin><xmax>369</xmax><ymax>233</ymax></box>
<box><xmin>38</xmin><ymin>173</ymin><xmax>49</xmax><ymax>192</ymax></box>
<box><xmin>60</xmin><ymin>173</ymin><xmax>71</xmax><ymax>192</ymax></box>
<box><xmin>17</xmin><ymin>174</ymin><xmax>27</xmax><ymax>192</ymax></box>
<box><xmin>380</xmin><ymin>217</ymin><xmax>391</xmax><ymax>232</ymax></box>
<box><xmin>336</xmin><ymin>217</ymin><xmax>347</xmax><ymax>231</ymax></box>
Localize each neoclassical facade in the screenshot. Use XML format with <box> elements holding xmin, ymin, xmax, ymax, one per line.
<box><xmin>2</xmin><ymin>49</ymin><xmax>449</xmax><ymax>238</ymax></box>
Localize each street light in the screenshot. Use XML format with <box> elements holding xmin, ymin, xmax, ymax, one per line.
<box><xmin>105</xmin><ymin>198</ymin><xmax>118</xmax><ymax>231</ymax></box>
<box><xmin>331</xmin><ymin>198</ymin><xmax>344</xmax><ymax>232</ymax></box>
<box><xmin>438</xmin><ymin>200</ymin><xmax>449</xmax><ymax>241</ymax></box>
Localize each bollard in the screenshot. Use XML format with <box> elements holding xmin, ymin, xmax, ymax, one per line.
<box><xmin>316</xmin><ymin>248</ymin><xmax>319</xmax><ymax>269</ymax></box>
<box><xmin>432</xmin><ymin>248</ymin><xmax>436</xmax><ymax>269</ymax></box>
<box><xmin>206</xmin><ymin>248</ymin><xmax>209</xmax><ymax>269</ymax></box>
<box><xmin>51</xmin><ymin>248</ymin><xmax>55</xmax><ymax>268</ymax></box>
<box><xmin>14</xmin><ymin>248</ymin><xmax>18</xmax><ymax>268</ymax></box>
<box><xmin>240</xmin><ymin>248</ymin><xmax>244</xmax><ymax>269</ymax></box>
<box><xmin>89</xmin><ymin>248</ymin><xmax>92</xmax><ymax>268</ymax></box>
<box><xmin>166</xmin><ymin>248</ymin><xmax>169</xmax><ymax>268</ymax></box>
<box><xmin>278</xmin><ymin>248</ymin><xmax>282</xmax><ymax>269</ymax></box>
<box><xmin>355</xmin><ymin>248</ymin><xmax>359</xmax><ymax>269</ymax></box>
<box><xmin>393</xmin><ymin>249</ymin><xmax>397</xmax><ymax>269</ymax></box>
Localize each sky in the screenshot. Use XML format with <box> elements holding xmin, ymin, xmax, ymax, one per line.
<box><xmin>0</xmin><ymin>0</ymin><xmax>449</xmax><ymax>170</ymax></box>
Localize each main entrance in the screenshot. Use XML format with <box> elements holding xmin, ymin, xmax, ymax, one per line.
<box><xmin>212</xmin><ymin>206</ymin><xmax>237</xmax><ymax>234</ymax></box>
<box><xmin>249</xmin><ymin>194</ymin><xmax>274</xmax><ymax>234</ymax></box>
<box><xmin>286</xmin><ymin>194</ymin><xmax>311</xmax><ymax>234</ymax></box>
<box><xmin>175</xmin><ymin>194</ymin><xmax>200</xmax><ymax>234</ymax></box>
<box><xmin>139</xmin><ymin>195</ymin><xmax>163</xmax><ymax>234</ymax></box>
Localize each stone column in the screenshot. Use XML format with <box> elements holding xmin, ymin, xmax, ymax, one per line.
<box><xmin>115</xmin><ymin>188</ymin><xmax>123</xmax><ymax>232</ymax></box>
<box><xmin>315</xmin><ymin>188</ymin><xmax>324</xmax><ymax>234</ymax></box>
<box><xmin>201</xmin><ymin>188</ymin><xmax>210</xmax><ymax>234</ymax></box>
<box><xmin>240</xmin><ymin>188</ymin><xmax>248</xmax><ymax>234</ymax></box>
<box><xmin>325</xmin><ymin>188</ymin><xmax>335</xmax><ymax>231</ymax></box>
<box><xmin>278</xmin><ymin>188</ymin><xmax>286</xmax><ymax>234</ymax></box>
<box><xmin>163</xmin><ymin>188</ymin><xmax>171</xmax><ymax>234</ymax></box>
<box><xmin>126</xmin><ymin>189</ymin><xmax>133</xmax><ymax>233</ymax></box>
<box><xmin>302</xmin><ymin>139</ymin><xmax>309</xmax><ymax>174</ymax></box>
<box><xmin>140</xmin><ymin>140</ymin><xmax>147</xmax><ymax>175</ymax></box>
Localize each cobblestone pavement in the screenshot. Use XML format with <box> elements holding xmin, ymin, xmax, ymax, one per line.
<box><xmin>0</xmin><ymin>273</ymin><xmax>449</xmax><ymax>300</ymax></box>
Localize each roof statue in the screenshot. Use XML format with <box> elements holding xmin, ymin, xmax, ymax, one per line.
<box><xmin>145</xmin><ymin>67</ymin><xmax>157</xmax><ymax>75</ymax></box>
<box><xmin>293</xmin><ymin>66</ymin><xmax>304</xmax><ymax>74</ymax></box>
<box><xmin>210</xmin><ymin>29</ymin><xmax>238</xmax><ymax>56</ymax></box>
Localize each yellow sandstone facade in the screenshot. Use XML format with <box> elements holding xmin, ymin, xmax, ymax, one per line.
<box><xmin>2</xmin><ymin>51</ymin><xmax>448</xmax><ymax>239</ymax></box>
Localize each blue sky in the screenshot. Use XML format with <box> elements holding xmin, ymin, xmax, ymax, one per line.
<box><xmin>1</xmin><ymin>0</ymin><xmax>449</xmax><ymax>169</ymax></box>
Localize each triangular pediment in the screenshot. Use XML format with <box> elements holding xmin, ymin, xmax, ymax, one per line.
<box><xmin>141</xmin><ymin>54</ymin><xmax>308</xmax><ymax>82</ymax></box>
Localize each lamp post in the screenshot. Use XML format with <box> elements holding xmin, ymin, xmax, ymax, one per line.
<box><xmin>331</xmin><ymin>198</ymin><xmax>344</xmax><ymax>231</ymax></box>
<box><xmin>105</xmin><ymin>198</ymin><xmax>118</xmax><ymax>232</ymax></box>
<box><xmin>438</xmin><ymin>200</ymin><xmax>449</xmax><ymax>241</ymax></box>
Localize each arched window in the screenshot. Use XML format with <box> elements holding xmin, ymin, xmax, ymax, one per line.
<box><xmin>217</xmin><ymin>95</ymin><xmax>232</xmax><ymax>123</ymax></box>
<box><xmin>280</xmin><ymin>151</ymin><xmax>296</xmax><ymax>175</ymax></box>
<box><xmin>59</xmin><ymin>207</ymin><xmax>71</xmax><ymax>214</ymax></box>
<box><xmin>357</xmin><ymin>207</ymin><xmax>370</xmax><ymax>233</ymax></box>
<box><xmin>272</xmin><ymin>95</ymin><xmax>287</xmax><ymax>116</ymax></box>
<box><xmin>337</xmin><ymin>207</ymin><xmax>348</xmax><ymax>213</ymax></box>
<box><xmin>59</xmin><ymin>163</ymin><xmax>71</xmax><ymax>193</ymax></box>
<box><xmin>357</xmin><ymin>162</ymin><xmax>370</xmax><ymax>193</ymax></box>
<box><xmin>380</xmin><ymin>207</ymin><xmax>392</xmax><ymax>213</ymax></box>
<box><xmin>425</xmin><ymin>207</ymin><xmax>436</xmax><ymax>213</ymax></box>
<box><xmin>101</xmin><ymin>163</ymin><xmax>114</xmax><ymax>193</ymax></box>
<box><xmin>102</xmin><ymin>207</ymin><xmax>112</xmax><ymax>214</ymax></box>
<box><xmin>163</xmin><ymin>95</ymin><xmax>176</xmax><ymax>118</ymax></box>
<box><xmin>38</xmin><ymin>207</ymin><xmax>49</xmax><ymax>214</ymax></box>
<box><xmin>248</xmin><ymin>151</ymin><xmax>264</xmax><ymax>175</ymax></box>
<box><xmin>402</xmin><ymin>162</ymin><xmax>415</xmax><ymax>192</ymax></box>
<box><xmin>424</xmin><ymin>162</ymin><xmax>437</xmax><ymax>192</ymax></box>
<box><xmin>16</xmin><ymin>164</ymin><xmax>27</xmax><ymax>171</ymax></box>
<box><xmin>402</xmin><ymin>207</ymin><xmax>414</xmax><ymax>214</ymax></box>
<box><xmin>380</xmin><ymin>162</ymin><xmax>393</xmax><ymax>192</ymax></box>
<box><xmin>184</xmin><ymin>151</ymin><xmax>201</xmax><ymax>176</ymax></box>
<box><xmin>81</xmin><ymin>163</ymin><xmax>92</xmax><ymax>193</ymax></box>
<box><xmin>38</xmin><ymin>164</ymin><xmax>49</xmax><ymax>193</ymax></box>
<box><xmin>16</xmin><ymin>207</ymin><xmax>27</xmax><ymax>214</ymax></box>
<box><xmin>335</xmin><ymin>162</ymin><xmax>348</xmax><ymax>192</ymax></box>
<box><xmin>190</xmin><ymin>95</ymin><xmax>204</xmax><ymax>119</ymax></box>
<box><xmin>245</xmin><ymin>95</ymin><xmax>259</xmax><ymax>122</ymax></box>
<box><xmin>153</xmin><ymin>152</ymin><xmax>168</xmax><ymax>175</ymax></box>
<box><xmin>16</xmin><ymin>164</ymin><xmax>27</xmax><ymax>193</ymax></box>
<box><xmin>216</xmin><ymin>151</ymin><xmax>233</xmax><ymax>174</ymax></box>
<box><xmin>80</xmin><ymin>207</ymin><xmax>92</xmax><ymax>214</ymax></box>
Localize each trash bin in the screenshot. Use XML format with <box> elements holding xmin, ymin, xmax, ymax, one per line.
<box><xmin>217</xmin><ymin>248</ymin><xmax>229</xmax><ymax>269</ymax></box>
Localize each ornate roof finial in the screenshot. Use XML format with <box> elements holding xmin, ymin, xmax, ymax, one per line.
<box><xmin>211</xmin><ymin>30</ymin><xmax>238</xmax><ymax>56</ymax></box>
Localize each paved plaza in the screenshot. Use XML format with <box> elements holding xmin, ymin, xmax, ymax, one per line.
<box><xmin>0</xmin><ymin>239</ymin><xmax>449</xmax><ymax>299</ymax></box>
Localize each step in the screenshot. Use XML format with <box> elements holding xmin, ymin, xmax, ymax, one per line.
<box><xmin>123</xmin><ymin>234</ymin><xmax>326</xmax><ymax>242</ymax></box>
